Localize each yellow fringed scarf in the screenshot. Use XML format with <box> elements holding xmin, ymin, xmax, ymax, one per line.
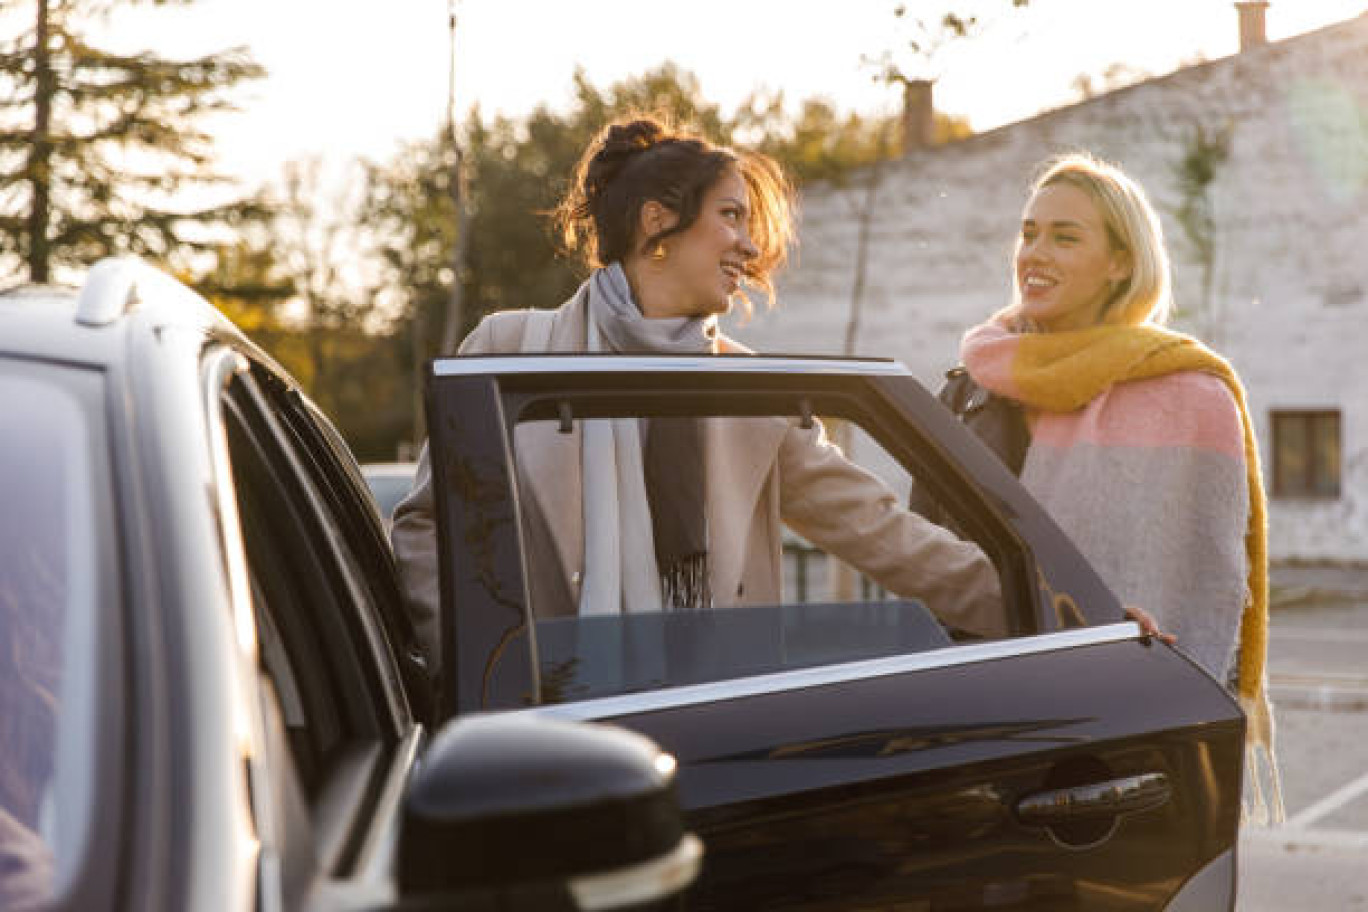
<box><xmin>1005</xmin><ymin>323</ymin><xmax>1284</xmax><ymax>823</ymax></box>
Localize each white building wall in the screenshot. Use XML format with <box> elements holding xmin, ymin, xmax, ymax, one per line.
<box><xmin>726</xmin><ymin>15</ymin><xmax>1368</xmax><ymax>562</ymax></box>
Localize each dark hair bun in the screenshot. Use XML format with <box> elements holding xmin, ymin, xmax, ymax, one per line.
<box><xmin>552</xmin><ymin>112</ymin><xmax>791</xmax><ymax>296</ymax></box>
<box><xmin>604</xmin><ymin>118</ymin><xmax>666</xmax><ymax>151</ymax></box>
<box><xmin>585</xmin><ymin>118</ymin><xmax>668</xmax><ymax>199</ymax></box>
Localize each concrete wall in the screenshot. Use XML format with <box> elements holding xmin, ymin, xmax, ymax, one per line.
<box><xmin>725</xmin><ymin>15</ymin><xmax>1368</xmax><ymax>562</ymax></box>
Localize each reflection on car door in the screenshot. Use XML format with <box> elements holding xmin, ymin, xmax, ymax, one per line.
<box><xmin>425</xmin><ymin>355</ymin><xmax>1243</xmax><ymax>911</ymax></box>
<box><xmin>546</xmin><ymin>627</ymin><xmax>1239</xmax><ymax>911</ymax></box>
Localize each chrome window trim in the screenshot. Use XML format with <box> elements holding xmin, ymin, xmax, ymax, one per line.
<box><xmin>570</xmin><ymin>833</ymin><xmax>703</xmax><ymax>911</ymax></box>
<box><xmin>202</xmin><ymin>346</ymin><xmax>280</xmax><ymax>906</ymax></box>
<box><xmin>432</xmin><ymin>354</ymin><xmax>911</xmax><ymax>377</ymax></box>
<box><xmin>518</xmin><ymin>622</ymin><xmax>1142</xmax><ymax>723</ymax></box>
<box><xmin>350</xmin><ymin>725</ymin><xmax>425</xmax><ymax>883</ymax></box>
<box><xmin>203</xmin><ymin>347</ymin><xmax>255</xmax><ymax>658</ymax></box>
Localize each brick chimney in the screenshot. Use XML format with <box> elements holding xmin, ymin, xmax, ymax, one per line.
<box><xmin>900</xmin><ymin>79</ymin><xmax>934</xmax><ymax>156</ymax></box>
<box><xmin>1236</xmin><ymin>1</ymin><xmax>1269</xmax><ymax>51</ymax></box>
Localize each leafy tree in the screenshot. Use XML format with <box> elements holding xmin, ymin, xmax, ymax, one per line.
<box><xmin>1170</xmin><ymin>120</ymin><xmax>1234</xmax><ymax>341</ymax></box>
<box><xmin>189</xmin><ymin>161</ymin><xmax>412</xmax><ymax>461</ymax></box>
<box><xmin>368</xmin><ymin>63</ymin><xmax>914</xmax><ymax>349</ymax></box>
<box><xmin>740</xmin><ymin>97</ymin><xmax>888</xmax><ymax>185</ymax></box>
<box><xmin>1070</xmin><ymin>62</ymin><xmax>1153</xmax><ymax>102</ymax></box>
<box><xmin>357</xmin><ymin>132</ymin><xmax>465</xmax><ymax>446</ymax></box>
<box><xmin>570</xmin><ymin>63</ymin><xmax>732</xmax><ymax>147</ymax></box>
<box><xmin>363</xmin><ymin>63</ymin><xmax>960</xmax><ymax>451</ymax></box>
<box><xmin>365</xmin><ymin>64</ymin><xmax>740</xmax><ymax>363</ymax></box>
<box><xmin>272</xmin><ymin>158</ymin><xmax>377</xmax><ymax>391</ymax></box>
<box><xmin>0</xmin><ymin>0</ymin><xmax>264</xmax><ymax>282</ymax></box>
<box><xmin>198</xmin><ymin>243</ymin><xmax>412</xmax><ymax>463</ymax></box>
<box><xmin>742</xmin><ymin>96</ymin><xmax>971</xmax><ymax>186</ymax></box>
<box><xmin>865</xmin><ymin>0</ymin><xmax>1031</xmax><ymax>87</ymax></box>
<box><xmin>194</xmin><ymin>235</ymin><xmax>294</xmax><ymax>337</ymax></box>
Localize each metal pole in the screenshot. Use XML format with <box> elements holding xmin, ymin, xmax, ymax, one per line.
<box><xmin>413</xmin><ymin>0</ymin><xmax>465</xmax><ymax>449</ymax></box>
<box><xmin>438</xmin><ymin>0</ymin><xmax>472</xmax><ymax>356</ymax></box>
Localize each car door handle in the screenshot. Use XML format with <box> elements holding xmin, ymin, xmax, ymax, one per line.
<box><xmin>1015</xmin><ymin>772</ymin><xmax>1171</xmax><ymax>824</ymax></box>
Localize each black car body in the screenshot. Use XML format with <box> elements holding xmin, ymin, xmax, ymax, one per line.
<box><xmin>0</xmin><ymin>259</ymin><xmax>1243</xmax><ymax>911</ymax></box>
<box><xmin>422</xmin><ymin>354</ymin><xmax>1246</xmax><ymax>911</ymax></box>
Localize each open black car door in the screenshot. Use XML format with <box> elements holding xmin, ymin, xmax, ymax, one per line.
<box><xmin>425</xmin><ymin>354</ymin><xmax>1242</xmax><ymax>912</ymax></box>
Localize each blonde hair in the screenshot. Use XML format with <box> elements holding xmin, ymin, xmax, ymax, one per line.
<box><xmin>1021</xmin><ymin>153</ymin><xmax>1173</xmax><ymax>326</ymax></box>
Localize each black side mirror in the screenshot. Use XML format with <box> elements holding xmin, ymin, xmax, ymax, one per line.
<box><xmin>397</xmin><ymin>714</ymin><xmax>701</xmax><ymax>910</ymax></box>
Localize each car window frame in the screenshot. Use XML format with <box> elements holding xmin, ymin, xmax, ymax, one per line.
<box><xmin>425</xmin><ymin>354</ymin><xmax>1122</xmax><ymax>718</ymax></box>
<box><xmin>217</xmin><ymin>365</ymin><xmax>410</xmax><ymax>877</ymax></box>
<box><xmin>249</xmin><ymin>364</ymin><xmax>429</xmax><ymax>723</ymax></box>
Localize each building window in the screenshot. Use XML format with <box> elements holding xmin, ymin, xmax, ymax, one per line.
<box><xmin>1271</xmin><ymin>409</ymin><xmax>1341</xmax><ymax>498</ymax></box>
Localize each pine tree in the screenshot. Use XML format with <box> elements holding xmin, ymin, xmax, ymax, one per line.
<box><xmin>0</xmin><ymin>0</ymin><xmax>264</xmax><ymax>283</ymax></box>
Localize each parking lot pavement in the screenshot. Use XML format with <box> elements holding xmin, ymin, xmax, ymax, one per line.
<box><xmin>1237</xmin><ymin>584</ymin><xmax>1368</xmax><ymax>911</ymax></box>
<box><xmin>1239</xmin><ymin>830</ymin><xmax>1368</xmax><ymax>910</ymax></box>
<box><xmin>1269</xmin><ymin>562</ymin><xmax>1368</xmax><ymax>608</ymax></box>
<box><xmin>1267</xmin><ymin>708</ymin><xmax>1368</xmax><ymax>831</ymax></box>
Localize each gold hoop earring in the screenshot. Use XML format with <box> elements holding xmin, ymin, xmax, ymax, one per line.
<box><xmin>650</xmin><ymin>244</ymin><xmax>667</xmax><ymax>262</ymax></box>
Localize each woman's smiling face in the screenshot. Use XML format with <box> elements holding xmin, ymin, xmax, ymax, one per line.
<box><xmin>646</xmin><ymin>166</ymin><xmax>758</xmax><ymax>319</ymax></box>
<box><xmin>1014</xmin><ymin>182</ymin><xmax>1131</xmax><ymax>331</ymax></box>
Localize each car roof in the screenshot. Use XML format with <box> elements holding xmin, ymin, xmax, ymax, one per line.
<box><xmin>0</xmin><ymin>258</ymin><xmax>274</xmax><ymax>374</ymax></box>
<box><xmin>0</xmin><ymin>281</ymin><xmax>112</xmax><ymax>366</ymax></box>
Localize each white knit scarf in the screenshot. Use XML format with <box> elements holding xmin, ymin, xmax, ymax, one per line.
<box><xmin>578</xmin><ymin>264</ymin><xmax>715</xmax><ymax>615</ymax></box>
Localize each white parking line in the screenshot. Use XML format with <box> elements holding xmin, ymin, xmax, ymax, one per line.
<box><xmin>1272</xmin><ymin>671</ymin><xmax>1368</xmax><ymax>688</ymax></box>
<box><xmin>1272</xmin><ymin>628</ymin><xmax>1368</xmax><ymax>644</ymax></box>
<box><xmin>1285</xmin><ymin>768</ymin><xmax>1368</xmax><ymax>830</ymax></box>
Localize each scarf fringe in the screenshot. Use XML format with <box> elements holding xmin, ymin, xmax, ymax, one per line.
<box><xmin>661</xmin><ymin>554</ymin><xmax>712</xmax><ymax>613</ymax></box>
<box><xmin>1240</xmin><ymin>690</ymin><xmax>1286</xmax><ymax>826</ymax></box>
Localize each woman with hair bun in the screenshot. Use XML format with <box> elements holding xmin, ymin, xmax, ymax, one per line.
<box><xmin>392</xmin><ymin>116</ymin><xmax>1003</xmax><ymax>676</ymax></box>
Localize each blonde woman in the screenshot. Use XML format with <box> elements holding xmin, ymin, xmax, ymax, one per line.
<box><xmin>953</xmin><ymin>152</ymin><xmax>1281</xmax><ymax>821</ymax></box>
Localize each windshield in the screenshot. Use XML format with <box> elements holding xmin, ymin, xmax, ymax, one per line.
<box><xmin>0</xmin><ymin>360</ymin><xmax>104</xmax><ymax>908</ymax></box>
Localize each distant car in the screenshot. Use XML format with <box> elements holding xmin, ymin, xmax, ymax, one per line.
<box><xmin>0</xmin><ymin>259</ymin><xmax>698</xmax><ymax>912</ymax></box>
<box><xmin>361</xmin><ymin>461</ymin><xmax>418</xmax><ymax>527</ymax></box>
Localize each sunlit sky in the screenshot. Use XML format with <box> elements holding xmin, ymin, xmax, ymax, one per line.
<box><xmin>88</xmin><ymin>0</ymin><xmax>1368</xmax><ymax>190</ymax></box>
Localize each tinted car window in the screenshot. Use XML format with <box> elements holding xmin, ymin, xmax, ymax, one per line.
<box><xmin>513</xmin><ymin>411</ymin><xmax>1011</xmax><ymax>704</ymax></box>
<box><xmin>222</xmin><ymin>379</ymin><xmax>357</xmax><ymax>797</ymax></box>
<box><xmin>252</xmin><ymin>372</ymin><xmax>425</xmax><ymax>723</ymax></box>
<box><xmin>0</xmin><ymin>361</ymin><xmax>108</xmax><ymax>908</ymax></box>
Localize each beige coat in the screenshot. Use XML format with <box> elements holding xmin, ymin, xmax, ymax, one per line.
<box><xmin>391</xmin><ymin>287</ymin><xmax>1004</xmax><ymax>670</ymax></box>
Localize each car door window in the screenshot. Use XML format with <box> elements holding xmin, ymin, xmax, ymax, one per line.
<box><xmin>782</xmin><ymin>420</ymin><xmax>920</xmax><ymax>604</ymax></box>
<box><xmin>251</xmin><ymin>367</ymin><xmax>430</xmax><ymax>723</ymax></box>
<box><xmin>516</xmin><ymin>409</ymin><xmax>1006</xmax><ymax>705</ymax></box>
<box><xmin>425</xmin><ymin>357</ymin><xmax>1122</xmax><ymax>715</ymax></box>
